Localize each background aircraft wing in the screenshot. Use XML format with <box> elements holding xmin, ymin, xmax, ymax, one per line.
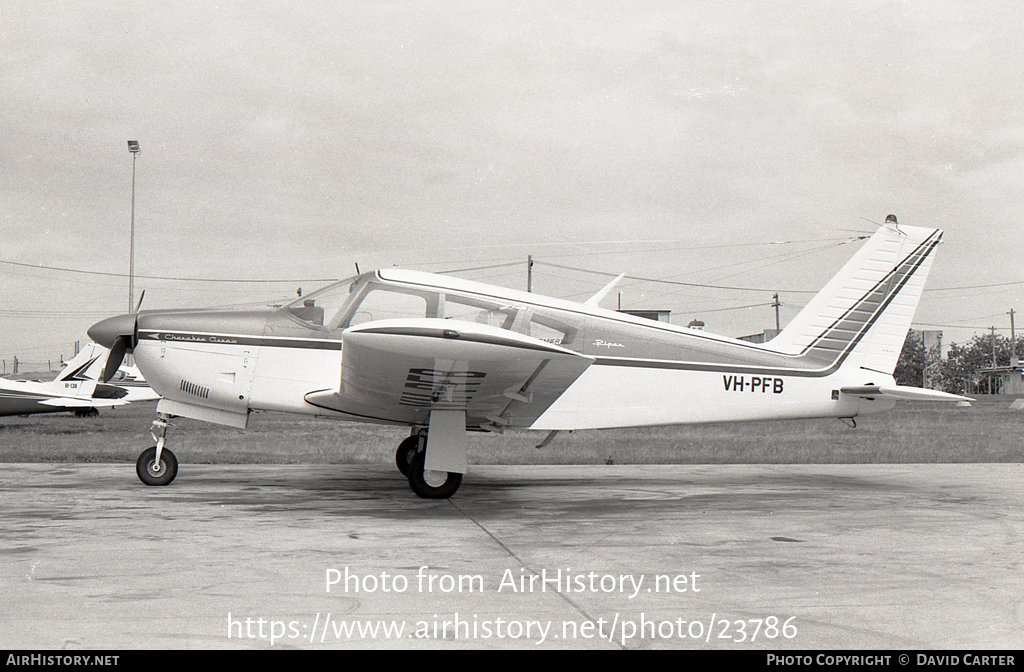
<box><xmin>37</xmin><ymin>397</ymin><xmax>128</xmax><ymax>408</ymax></box>
<box><xmin>304</xmin><ymin>318</ymin><xmax>594</xmax><ymax>429</ymax></box>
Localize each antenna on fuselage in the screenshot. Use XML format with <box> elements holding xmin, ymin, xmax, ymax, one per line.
<box><xmin>585</xmin><ymin>273</ymin><xmax>626</xmax><ymax>307</ymax></box>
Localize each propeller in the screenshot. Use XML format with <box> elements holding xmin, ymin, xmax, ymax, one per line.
<box><xmin>101</xmin><ymin>336</ymin><xmax>129</xmax><ymax>383</ymax></box>
<box><xmin>93</xmin><ymin>291</ymin><xmax>145</xmax><ymax>383</ymax></box>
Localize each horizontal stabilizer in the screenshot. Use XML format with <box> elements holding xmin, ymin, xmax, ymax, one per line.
<box><xmin>840</xmin><ymin>385</ymin><xmax>973</xmax><ymax>403</ymax></box>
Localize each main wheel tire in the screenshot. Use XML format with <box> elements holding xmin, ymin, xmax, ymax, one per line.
<box><xmin>407</xmin><ymin>450</ymin><xmax>462</xmax><ymax>499</ymax></box>
<box><xmin>136</xmin><ymin>446</ymin><xmax>178</xmax><ymax>486</ymax></box>
<box><xmin>395</xmin><ymin>436</ymin><xmax>420</xmax><ymax>477</ymax></box>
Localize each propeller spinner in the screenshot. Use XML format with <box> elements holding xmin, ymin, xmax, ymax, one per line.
<box><xmin>88</xmin><ymin>313</ymin><xmax>139</xmax><ymax>382</ymax></box>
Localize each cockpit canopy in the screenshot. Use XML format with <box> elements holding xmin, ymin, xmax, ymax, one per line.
<box><xmin>281</xmin><ymin>272</ymin><xmax>579</xmax><ymax>347</ymax></box>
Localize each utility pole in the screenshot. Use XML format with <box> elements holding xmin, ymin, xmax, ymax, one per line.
<box><xmin>991</xmin><ymin>325</ymin><xmax>997</xmax><ymax>368</ymax></box>
<box><xmin>527</xmin><ymin>255</ymin><xmax>534</xmax><ymax>293</ymax></box>
<box><xmin>1009</xmin><ymin>309</ymin><xmax>1017</xmax><ymax>366</ymax></box>
<box><xmin>772</xmin><ymin>293</ymin><xmax>781</xmax><ymax>331</ymax></box>
<box><xmin>127</xmin><ymin>140</ymin><xmax>141</xmax><ymax>314</ymax></box>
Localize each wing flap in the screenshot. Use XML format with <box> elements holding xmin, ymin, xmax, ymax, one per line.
<box><xmin>305</xmin><ymin>318</ymin><xmax>593</xmax><ymax>427</ymax></box>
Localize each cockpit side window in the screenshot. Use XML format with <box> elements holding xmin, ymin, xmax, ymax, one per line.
<box><xmin>441</xmin><ymin>294</ymin><xmax>580</xmax><ymax>348</ymax></box>
<box><xmin>332</xmin><ymin>283</ymin><xmax>435</xmax><ymax>329</ymax></box>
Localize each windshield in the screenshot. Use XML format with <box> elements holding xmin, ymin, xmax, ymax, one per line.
<box><xmin>281</xmin><ymin>274</ymin><xmax>361</xmax><ymax>327</ymax></box>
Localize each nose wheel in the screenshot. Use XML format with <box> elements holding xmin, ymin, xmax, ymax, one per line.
<box><xmin>136</xmin><ymin>414</ymin><xmax>178</xmax><ymax>486</ymax></box>
<box><xmin>136</xmin><ymin>446</ymin><xmax>178</xmax><ymax>486</ymax></box>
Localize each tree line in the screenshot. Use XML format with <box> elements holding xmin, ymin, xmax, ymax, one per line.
<box><xmin>895</xmin><ymin>330</ymin><xmax>1023</xmax><ymax>394</ymax></box>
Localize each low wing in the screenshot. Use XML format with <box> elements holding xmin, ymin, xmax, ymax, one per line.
<box><xmin>38</xmin><ymin>397</ymin><xmax>128</xmax><ymax>408</ymax></box>
<box><xmin>840</xmin><ymin>384</ymin><xmax>973</xmax><ymax>403</ymax></box>
<box><xmin>304</xmin><ymin>318</ymin><xmax>594</xmax><ymax>429</ymax></box>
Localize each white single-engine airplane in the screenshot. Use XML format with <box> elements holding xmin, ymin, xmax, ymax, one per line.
<box><xmin>88</xmin><ymin>219</ymin><xmax>970</xmax><ymax>497</ymax></box>
<box><xmin>0</xmin><ymin>342</ymin><xmax>159</xmax><ymax>419</ymax></box>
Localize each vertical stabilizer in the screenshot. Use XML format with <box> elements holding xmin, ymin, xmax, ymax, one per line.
<box><xmin>52</xmin><ymin>342</ymin><xmax>108</xmax><ymax>396</ymax></box>
<box><xmin>766</xmin><ymin>221</ymin><xmax>941</xmax><ymax>376</ymax></box>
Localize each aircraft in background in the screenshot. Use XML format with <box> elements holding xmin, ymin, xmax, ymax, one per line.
<box><xmin>0</xmin><ymin>342</ymin><xmax>159</xmax><ymax>419</ymax></box>
<box><xmin>102</xmin><ymin>361</ymin><xmax>162</xmax><ymax>405</ymax></box>
<box><xmin>89</xmin><ymin>218</ymin><xmax>970</xmax><ymax>497</ymax></box>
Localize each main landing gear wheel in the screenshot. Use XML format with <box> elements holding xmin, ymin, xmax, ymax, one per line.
<box><xmin>136</xmin><ymin>446</ymin><xmax>178</xmax><ymax>486</ymax></box>
<box><xmin>395</xmin><ymin>436</ymin><xmax>421</xmax><ymax>477</ymax></box>
<box><xmin>407</xmin><ymin>450</ymin><xmax>462</xmax><ymax>499</ymax></box>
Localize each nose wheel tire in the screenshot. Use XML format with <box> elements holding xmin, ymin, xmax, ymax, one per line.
<box><xmin>136</xmin><ymin>446</ymin><xmax>178</xmax><ymax>486</ymax></box>
<box><xmin>407</xmin><ymin>450</ymin><xmax>462</xmax><ymax>499</ymax></box>
<box><xmin>395</xmin><ymin>436</ymin><xmax>421</xmax><ymax>476</ymax></box>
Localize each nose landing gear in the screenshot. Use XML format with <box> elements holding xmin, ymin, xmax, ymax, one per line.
<box><xmin>136</xmin><ymin>414</ymin><xmax>178</xmax><ymax>486</ymax></box>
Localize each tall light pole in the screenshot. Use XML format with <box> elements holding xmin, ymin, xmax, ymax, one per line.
<box><xmin>127</xmin><ymin>140</ymin><xmax>140</xmax><ymax>314</ymax></box>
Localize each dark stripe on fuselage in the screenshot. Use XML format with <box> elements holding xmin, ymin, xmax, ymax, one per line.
<box><xmin>0</xmin><ymin>390</ymin><xmax>54</xmax><ymax>400</ymax></box>
<box><xmin>349</xmin><ymin>325</ymin><xmax>579</xmax><ymax>356</ymax></box>
<box><xmin>138</xmin><ymin>331</ymin><xmax>340</xmax><ymax>351</ymax></box>
<box><xmin>592</xmin><ymin>357</ymin><xmax>832</xmax><ymax>377</ymax></box>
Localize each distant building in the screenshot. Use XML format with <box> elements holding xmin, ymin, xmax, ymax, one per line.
<box><xmin>737</xmin><ymin>329</ymin><xmax>780</xmax><ymax>344</ymax></box>
<box><xmin>618</xmin><ymin>309</ymin><xmax>672</xmax><ymax>323</ymax></box>
<box><xmin>909</xmin><ymin>329</ymin><xmax>944</xmax><ymax>389</ymax></box>
<box><xmin>975</xmin><ymin>361</ymin><xmax>1024</xmax><ymax>396</ymax></box>
<box><xmin>920</xmin><ymin>329</ymin><xmax>943</xmax><ymax>355</ymax></box>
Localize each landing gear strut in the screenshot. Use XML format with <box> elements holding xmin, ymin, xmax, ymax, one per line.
<box><xmin>136</xmin><ymin>414</ymin><xmax>178</xmax><ymax>486</ymax></box>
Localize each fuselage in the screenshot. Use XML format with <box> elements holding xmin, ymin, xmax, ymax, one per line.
<box><xmin>121</xmin><ymin>269</ymin><xmax>893</xmax><ymax>431</ymax></box>
<box><xmin>0</xmin><ymin>379</ymin><xmax>117</xmax><ymax>418</ymax></box>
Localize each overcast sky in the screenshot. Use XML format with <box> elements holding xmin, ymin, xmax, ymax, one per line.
<box><xmin>2</xmin><ymin>1</ymin><xmax>1022</xmax><ymax>367</ymax></box>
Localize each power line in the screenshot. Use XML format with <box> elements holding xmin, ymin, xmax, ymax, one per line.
<box><xmin>915</xmin><ymin>323</ymin><xmax>1016</xmax><ymax>331</ymax></box>
<box><xmin>924</xmin><ymin>280</ymin><xmax>1024</xmax><ymax>292</ymax></box>
<box><xmin>688</xmin><ymin>301</ymin><xmax>775</xmax><ymax>314</ymax></box>
<box><xmin>0</xmin><ymin>258</ymin><xmax>337</xmax><ymax>284</ymax></box>
<box><xmin>534</xmin><ymin>261</ymin><xmax>819</xmax><ymax>294</ymax></box>
<box><xmin>435</xmin><ymin>261</ymin><xmax>523</xmax><ymax>274</ymax></box>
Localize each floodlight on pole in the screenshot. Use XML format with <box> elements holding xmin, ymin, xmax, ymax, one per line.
<box><xmin>127</xmin><ymin>140</ymin><xmax>140</xmax><ymax>314</ymax></box>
